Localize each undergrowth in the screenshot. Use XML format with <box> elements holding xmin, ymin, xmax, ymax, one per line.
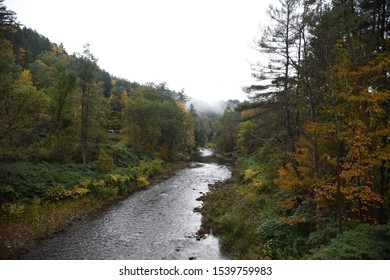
<box><xmin>0</xmin><ymin>148</ymin><xmax>169</xmax><ymax>259</ymax></box>
<box><xmin>202</xmin><ymin>146</ymin><xmax>390</xmax><ymax>260</ymax></box>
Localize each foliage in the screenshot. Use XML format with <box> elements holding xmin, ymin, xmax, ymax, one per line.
<box><xmin>0</xmin><ymin>0</ymin><xmax>202</xmax><ymax>260</ymax></box>
<box><xmin>202</xmin><ymin>150</ymin><xmax>284</xmax><ymax>259</ymax></box>
<box><xmin>256</xmin><ymin>217</ymin><xmax>307</xmax><ymax>259</ymax></box>
<box><xmin>122</xmin><ymin>85</ymin><xmax>195</xmax><ymax>160</ymax></box>
<box><xmin>0</xmin><ymin>151</ymin><xmax>166</xmax><ymax>205</ymax></box>
<box><xmin>310</xmin><ymin>223</ymin><xmax>390</xmax><ymax>259</ymax></box>
<box><xmin>1</xmin><ymin>0</ymin><xmax>389</xmax><ymax>260</ymax></box>
<box><xmin>208</xmin><ymin>0</ymin><xmax>390</xmax><ymax>260</ymax></box>
<box><xmin>92</xmin><ymin>149</ymin><xmax>114</xmax><ymax>173</ymax></box>
<box><xmin>212</xmin><ymin>106</ymin><xmax>240</xmax><ymax>153</ymax></box>
<box><xmin>0</xmin><ymin>148</ymin><xmax>171</xmax><ymax>258</ymax></box>
<box><xmin>1</xmin><ymin>3</ymin><xmax>195</xmax><ymax>165</ymax></box>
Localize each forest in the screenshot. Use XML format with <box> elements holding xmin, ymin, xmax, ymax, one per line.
<box><xmin>1</xmin><ymin>0</ymin><xmax>389</xmax><ymax>259</ymax></box>
<box><xmin>0</xmin><ymin>0</ymin><xmax>209</xmax><ymax>258</ymax></box>
<box><xmin>204</xmin><ymin>0</ymin><xmax>390</xmax><ymax>259</ymax></box>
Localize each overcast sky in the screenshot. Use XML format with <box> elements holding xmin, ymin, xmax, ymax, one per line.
<box><xmin>5</xmin><ymin>0</ymin><xmax>276</xmax><ymax>102</ymax></box>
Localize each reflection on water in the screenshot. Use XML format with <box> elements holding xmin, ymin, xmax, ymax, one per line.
<box><xmin>23</xmin><ymin>149</ymin><xmax>231</xmax><ymax>260</ymax></box>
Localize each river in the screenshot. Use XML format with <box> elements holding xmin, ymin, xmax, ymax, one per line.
<box><xmin>23</xmin><ymin>148</ymin><xmax>231</xmax><ymax>260</ymax></box>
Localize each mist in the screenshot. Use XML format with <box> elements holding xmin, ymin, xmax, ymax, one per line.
<box><xmin>186</xmin><ymin>97</ymin><xmax>240</xmax><ymax>115</ymax></box>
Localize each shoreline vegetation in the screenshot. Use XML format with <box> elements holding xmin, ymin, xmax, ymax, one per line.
<box><xmin>202</xmin><ymin>151</ymin><xmax>390</xmax><ymax>260</ymax></box>
<box><xmin>0</xmin><ymin>156</ymin><xmax>188</xmax><ymax>259</ymax></box>
<box><xmin>199</xmin><ymin>0</ymin><xmax>390</xmax><ymax>260</ymax></box>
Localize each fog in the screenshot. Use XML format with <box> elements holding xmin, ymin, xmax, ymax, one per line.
<box><xmin>187</xmin><ymin>97</ymin><xmax>240</xmax><ymax>115</ymax></box>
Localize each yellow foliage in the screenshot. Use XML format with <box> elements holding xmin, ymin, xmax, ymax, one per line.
<box><xmin>243</xmin><ymin>168</ymin><xmax>258</xmax><ymax>181</ymax></box>
<box><xmin>51</xmin><ymin>43</ymin><xmax>65</xmax><ymax>55</ymax></box>
<box><xmin>136</xmin><ymin>176</ymin><xmax>150</xmax><ymax>188</ymax></box>
<box><xmin>2</xmin><ymin>202</ymin><xmax>25</xmax><ymax>217</ymax></box>
<box><xmin>275</xmin><ymin>164</ymin><xmax>301</xmax><ymax>193</ymax></box>
<box><xmin>316</xmin><ymin>184</ymin><xmax>338</xmax><ymax>201</ymax></box>
<box><xmin>240</xmin><ymin>108</ymin><xmax>259</xmax><ymax>119</ymax></box>
<box><xmin>278</xmin><ymin>197</ymin><xmax>298</xmax><ymax>210</ymax></box>
<box><xmin>65</xmin><ymin>187</ymin><xmax>90</xmax><ymax>198</ymax></box>
<box><xmin>21</xmin><ymin>69</ymin><xmax>32</xmax><ymax>82</ymax></box>
<box><xmin>109</xmin><ymin>93</ymin><xmax>116</xmax><ymax>104</ymax></box>
<box><xmin>120</xmin><ymin>90</ymin><xmax>128</xmax><ymax>107</ymax></box>
<box><xmin>177</xmin><ymin>100</ymin><xmax>187</xmax><ymax>113</ymax></box>
<box><xmin>282</xmin><ymin>215</ymin><xmax>306</xmax><ymax>225</ymax></box>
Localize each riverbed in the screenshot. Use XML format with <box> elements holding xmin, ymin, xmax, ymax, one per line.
<box><xmin>23</xmin><ymin>149</ymin><xmax>231</xmax><ymax>260</ymax></box>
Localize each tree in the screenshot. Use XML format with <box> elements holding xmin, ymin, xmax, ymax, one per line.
<box><xmin>0</xmin><ymin>0</ymin><xmax>16</xmax><ymax>37</ymax></box>
<box><xmin>74</xmin><ymin>44</ymin><xmax>104</xmax><ymax>165</ymax></box>
<box><xmin>276</xmin><ymin>0</ymin><xmax>389</xmax><ymax>230</ymax></box>
<box><xmin>213</xmin><ymin>106</ymin><xmax>240</xmax><ymax>153</ymax></box>
<box><xmin>0</xmin><ymin>69</ymin><xmax>48</xmax><ymax>159</ymax></box>
<box><xmin>26</xmin><ymin>49</ymin><xmax>80</xmax><ymax>162</ymax></box>
<box><xmin>246</xmin><ymin>0</ymin><xmax>304</xmax><ymax>178</ymax></box>
<box><xmin>122</xmin><ymin>85</ymin><xmax>195</xmax><ymax>160</ymax></box>
<box><xmin>30</xmin><ymin>49</ymin><xmax>77</xmax><ymax>127</ymax></box>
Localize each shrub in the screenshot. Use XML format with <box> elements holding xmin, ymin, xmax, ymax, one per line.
<box><xmin>305</xmin><ymin>218</ymin><xmax>339</xmax><ymax>248</ymax></box>
<box><xmin>310</xmin><ymin>223</ymin><xmax>390</xmax><ymax>259</ymax></box>
<box><xmin>87</xmin><ymin>179</ymin><xmax>118</xmax><ymax>199</ymax></box>
<box><xmin>256</xmin><ymin>217</ymin><xmax>307</xmax><ymax>259</ymax></box>
<box><xmin>136</xmin><ymin>175</ymin><xmax>150</xmax><ymax>188</ymax></box>
<box><xmin>112</xmin><ymin>148</ymin><xmax>142</xmax><ymax>168</ymax></box>
<box><xmin>1</xmin><ymin>202</ymin><xmax>25</xmax><ymax>217</ymax></box>
<box><xmin>216</xmin><ymin>210</ymin><xmax>256</xmax><ymax>258</ymax></box>
<box><xmin>0</xmin><ymin>185</ymin><xmax>17</xmax><ymax>204</ymax></box>
<box><xmin>93</xmin><ymin>149</ymin><xmax>114</xmax><ymax>173</ymax></box>
<box><xmin>151</xmin><ymin>158</ymin><xmax>165</xmax><ymax>175</ymax></box>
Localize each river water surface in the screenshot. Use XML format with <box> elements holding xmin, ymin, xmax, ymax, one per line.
<box><xmin>23</xmin><ymin>148</ymin><xmax>231</xmax><ymax>260</ymax></box>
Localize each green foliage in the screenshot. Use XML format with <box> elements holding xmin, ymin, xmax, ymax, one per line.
<box><xmin>218</xmin><ymin>209</ymin><xmax>259</xmax><ymax>259</ymax></box>
<box><xmin>123</xmin><ymin>85</ymin><xmax>195</xmax><ymax>160</ymax></box>
<box><xmin>0</xmin><ymin>162</ymin><xmax>96</xmax><ymax>202</ymax></box>
<box><xmin>0</xmin><ymin>69</ymin><xmax>49</xmax><ymax>160</ymax></box>
<box><xmin>305</xmin><ymin>219</ymin><xmax>339</xmax><ymax>248</ymax></box>
<box><xmin>92</xmin><ymin>149</ymin><xmax>114</xmax><ymax>173</ymax></box>
<box><xmin>0</xmin><ymin>144</ymin><xmax>171</xmax><ymax>212</ymax></box>
<box><xmin>212</xmin><ymin>106</ymin><xmax>240</xmax><ymax>153</ymax></box>
<box><xmin>256</xmin><ymin>217</ymin><xmax>307</xmax><ymax>259</ymax></box>
<box><xmin>86</xmin><ymin>179</ymin><xmax>117</xmax><ymax>199</ymax></box>
<box><xmin>310</xmin><ymin>223</ymin><xmax>390</xmax><ymax>259</ymax></box>
<box><xmin>112</xmin><ymin>147</ymin><xmax>143</xmax><ymax>167</ymax></box>
<box><xmin>1</xmin><ymin>3</ymin><xmax>195</xmax><ymax>165</ymax></box>
<box><xmin>130</xmin><ymin>158</ymin><xmax>165</xmax><ymax>177</ymax></box>
<box><xmin>0</xmin><ymin>149</ymin><xmax>167</xmax><ymax>206</ymax></box>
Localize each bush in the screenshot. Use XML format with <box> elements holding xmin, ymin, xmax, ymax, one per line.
<box><xmin>136</xmin><ymin>175</ymin><xmax>150</xmax><ymax>188</ymax></box>
<box><xmin>112</xmin><ymin>147</ymin><xmax>143</xmax><ymax>168</ymax></box>
<box><xmin>92</xmin><ymin>149</ymin><xmax>114</xmax><ymax>173</ymax></box>
<box><xmin>108</xmin><ymin>174</ymin><xmax>136</xmax><ymax>194</ymax></box>
<box><xmin>256</xmin><ymin>217</ymin><xmax>307</xmax><ymax>259</ymax></box>
<box><xmin>87</xmin><ymin>179</ymin><xmax>118</xmax><ymax>199</ymax></box>
<box><xmin>305</xmin><ymin>218</ymin><xmax>339</xmax><ymax>248</ymax></box>
<box><xmin>0</xmin><ymin>162</ymin><xmax>97</xmax><ymax>200</ymax></box>
<box><xmin>218</xmin><ymin>210</ymin><xmax>254</xmax><ymax>257</ymax></box>
<box><xmin>310</xmin><ymin>223</ymin><xmax>390</xmax><ymax>259</ymax></box>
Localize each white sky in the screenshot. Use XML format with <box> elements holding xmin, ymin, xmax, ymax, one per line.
<box><xmin>5</xmin><ymin>0</ymin><xmax>276</xmax><ymax>102</ymax></box>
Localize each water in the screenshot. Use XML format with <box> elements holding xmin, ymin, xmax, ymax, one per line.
<box><xmin>23</xmin><ymin>149</ymin><xmax>231</xmax><ymax>260</ymax></box>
